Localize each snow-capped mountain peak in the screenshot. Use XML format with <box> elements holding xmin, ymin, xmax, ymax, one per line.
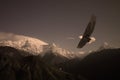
<box><xmin>0</xmin><ymin>32</ymin><xmax>80</xmax><ymax>59</ymax></box>
<box><xmin>0</xmin><ymin>32</ymin><xmax>48</xmax><ymax>55</ymax></box>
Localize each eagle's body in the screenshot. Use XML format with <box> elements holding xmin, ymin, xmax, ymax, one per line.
<box><xmin>77</xmin><ymin>15</ymin><xmax>96</xmax><ymax>48</ymax></box>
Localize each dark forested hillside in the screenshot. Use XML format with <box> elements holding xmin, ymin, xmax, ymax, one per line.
<box><xmin>58</xmin><ymin>48</ymin><xmax>120</xmax><ymax>80</ymax></box>
<box><xmin>77</xmin><ymin>48</ymin><xmax>120</xmax><ymax>80</ymax></box>
<box><xmin>0</xmin><ymin>46</ymin><xmax>74</xmax><ymax>80</ymax></box>
<box><xmin>0</xmin><ymin>46</ymin><xmax>120</xmax><ymax>80</ymax></box>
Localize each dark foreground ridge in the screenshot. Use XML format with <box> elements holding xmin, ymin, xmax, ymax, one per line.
<box><xmin>58</xmin><ymin>48</ymin><xmax>120</xmax><ymax>80</ymax></box>
<box><xmin>0</xmin><ymin>46</ymin><xmax>120</xmax><ymax>80</ymax></box>
<box><xmin>0</xmin><ymin>46</ymin><xmax>74</xmax><ymax>80</ymax></box>
<box><xmin>77</xmin><ymin>48</ymin><xmax>120</xmax><ymax>80</ymax></box>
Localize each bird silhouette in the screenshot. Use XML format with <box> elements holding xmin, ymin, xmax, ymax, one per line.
<box><xmin>77</xmin><ymin>15</ymin><xmax>96</xmax><ymax>48</ymax></box>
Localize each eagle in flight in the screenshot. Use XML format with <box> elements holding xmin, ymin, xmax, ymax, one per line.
<box><xmin>77</xmin><ymin>15</ymin><xmax>96</xmax><ymax>48</ymax></box>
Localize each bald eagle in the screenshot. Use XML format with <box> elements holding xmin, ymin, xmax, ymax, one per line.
<box><xmin>77</xmin><ymin>15</ymin><xmax>96</xmax><ymax>48</ymax></box>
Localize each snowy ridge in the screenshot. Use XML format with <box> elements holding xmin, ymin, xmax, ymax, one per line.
<box><xmin>0</xmin><ymin>32</ymin><xmax>48</xmax><ymax>55</ymax></box>
<box><xmin>0</xmin><ymin>32</ymin><xmax>79</xmax><ymax>58</ymax></box>
<box><xmin>98</xmin><ymin>42</ymin><xmax>111</xmax><ymax>51</ymax></box>
<box><xmin>43</xmin><ymin>43</ymin><xmax>78</xmax><ymax>59</ymax></box>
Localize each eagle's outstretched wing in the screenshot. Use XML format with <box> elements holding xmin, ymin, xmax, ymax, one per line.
<box><xmin>77</xmin><ymin>15</ymin><xmax>96</xmax><ymax>48</ymax></box>
<box><xmin>83</xmin><ymin>15</ymin><xmax>96</xmax><ymax>37</ymax></box>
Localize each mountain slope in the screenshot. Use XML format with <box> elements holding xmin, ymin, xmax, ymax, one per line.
<box><xmin>55</xmin><ymin>48</ymin><xmax>120</xmax><ymax>80</ymax></box>
<box><xmin>77</xmin><ymin>48</ymin><xmax>120</xmax><ymax>80</ymax></box>
<box><xmin>0</xmin><ymin>32</ymin><xmax>81</xmax><ymax>64</ymax></box>
<box><xmin>0</xmin><ymin>32</ymin><xmax>48</xmax><ymax>55</ymax></box>
<box><xmin>0</xmin><ymin>46</ymin><xmax>74</xmax><ymax>80</ymax></box>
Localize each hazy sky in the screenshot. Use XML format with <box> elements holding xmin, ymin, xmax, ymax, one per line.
<box><xmin>0</xmin><ymin>0</ymin><xmax>120</xmax><ymax>52</ymax></box>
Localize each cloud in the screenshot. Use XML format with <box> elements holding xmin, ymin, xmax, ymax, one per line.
<box><xmin>0</xmin><ymin>32</ymin><xmax>26</xmax><ymax>41</ymax></box>
<box><xmin>0</xmin><ymin>32</ymin><xmax>15</xmax><ymax>40</ymax></box>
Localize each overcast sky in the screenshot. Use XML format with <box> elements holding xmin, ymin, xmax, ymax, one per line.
<box><xmin>0</xmin><ymin>0</ymin><xmax>120</xmax><ymax>52</ymax></box>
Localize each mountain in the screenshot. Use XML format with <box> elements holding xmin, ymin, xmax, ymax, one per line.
<box><xmin>98</xmin><ymin>42</ymin><xmax>111</xmax><ymax>51</ymax></box>
<box><xmin>0</xmin><ymin>46</ymin><xmax>74</xmax><ymax>80</ymax></box>
<box><xmin>43</xmin><ymin>43</ymin><xmax>79</xmax><ymax>58</ymax></box>
<box><xmin>70</xmin><ymin>48</ymin><xmax>120</xmax><ymax>80</ymax></box>
<box><xmin>0</xmin><ymin>32</ymin><xmax>80</xmax><ymax>58</ymax></box>
<box><xmin>55</xmin><ymin>48</ymin><xmax>120</xmax><ymax>80</ymax></box>
<box><xmin>41</xmin><ymin>50</ymin><xmax>69</xmax><ymax>65</ymax></box>
<box><xmin>0</xmin><ymin>32</ymin><xmax>80</xmax><ymax>64</ymax></box>
<box><xmin>0</xmin><ymin>32</ymin><xmax>48</xmax><ymax>55</ymax></box>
